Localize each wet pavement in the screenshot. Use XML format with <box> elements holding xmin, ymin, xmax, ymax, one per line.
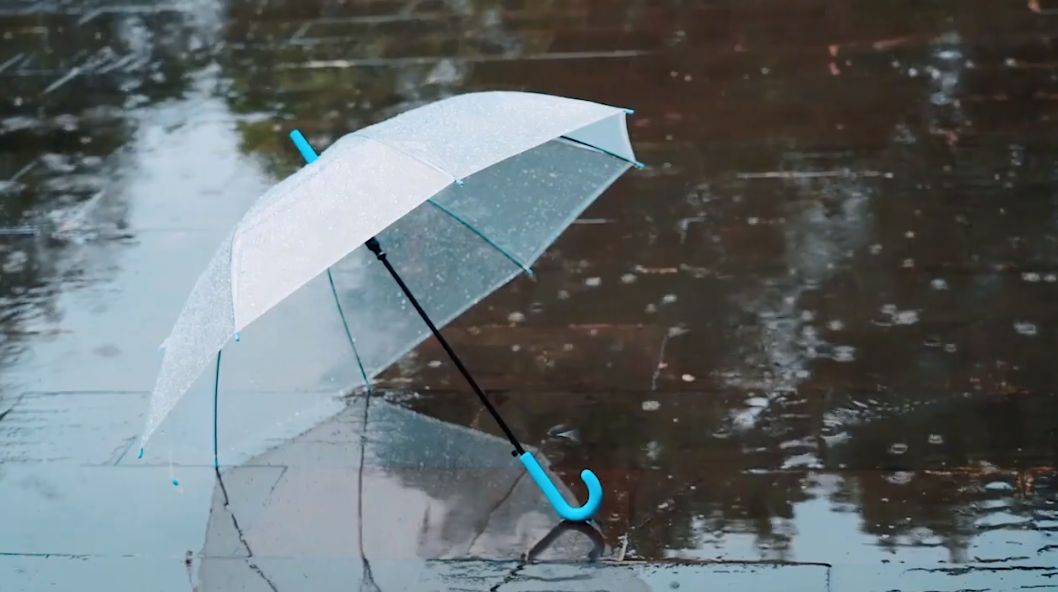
<box><xmin>2</xmin><ymin>0</ymin><xmax>1058</xmax><ymax>590</ymax></box>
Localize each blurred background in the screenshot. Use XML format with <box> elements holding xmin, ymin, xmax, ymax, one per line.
<box><xmin>1</xmin><ymin>1</ymin><xmax>1057</xmax><ymax>590</ymax></box>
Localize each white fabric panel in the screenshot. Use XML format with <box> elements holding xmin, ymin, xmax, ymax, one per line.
<box><xmin>355</xmin><ymin>91</ymin><xmax>626</xmax><ymax>180</ymax></box>
<box><xmin>230</xmin><ymin>136</ymin><xmax>451</xmax><ymax>329</ymax></box>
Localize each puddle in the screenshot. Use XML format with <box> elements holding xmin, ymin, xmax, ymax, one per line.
<box><xmin>2</xmin><ymin>1</ymin><xmax>1058</xmax><ymax>590</ymax></box>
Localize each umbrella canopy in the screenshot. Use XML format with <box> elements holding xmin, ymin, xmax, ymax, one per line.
<box><xmin>140</xmin><ymin>91</ymin><xmax>637</xmax><ymax>452</ymax></box>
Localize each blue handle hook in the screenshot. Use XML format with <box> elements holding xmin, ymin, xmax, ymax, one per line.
<box><xmin>519</xmin><ymin>451</ymin><xmax>603</xmax><ymax>522</ymax></box>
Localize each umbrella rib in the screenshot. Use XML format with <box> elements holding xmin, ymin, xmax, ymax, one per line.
<box><xmin>326</xmin><ymin>268</ymin><xmax>373</xmax><ymax>391</ymax></box>
<box><xmin>558</xmin><ymin>135</ymin><xmax>645</xmax><ymax>169</ymax></box>
<box><xmin>353</xmin><ymin>132</ymin><xmax>533</xmax><ymax>277</ymax></box>
<box><xmin>355</xmin><ymin>132</ymin><xmax>460</xmax><ymax>184</ymax></box>
<box><xmin>425</xmin><ymin>199</ymin><xmax>534</xmax><ymax>278</ymax></box>
<box><xmin>212</xmin><ymin>350</ymin><xmax>222</xmax><ymax>469</ymax></box>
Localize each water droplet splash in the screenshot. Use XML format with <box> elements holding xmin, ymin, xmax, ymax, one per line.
<box><xmin>1014</xmin><ymin>321</ymin><xmax>1038</xmax><ymax>336</ymax></box>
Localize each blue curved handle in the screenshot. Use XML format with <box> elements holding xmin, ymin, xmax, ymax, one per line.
<box><xmin>518</xmin><ymin>451</ymin><xmax>603</xmax><ymax>522</ymax></box>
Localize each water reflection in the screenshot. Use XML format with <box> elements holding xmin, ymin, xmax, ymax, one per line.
<box><xmin>0</xmin><ymin>4</ymin><xmax>219</xmax><ymax>400</ymax></box>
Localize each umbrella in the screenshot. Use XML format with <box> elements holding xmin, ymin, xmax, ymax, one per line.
<box><xmin>139</xmin><ymin>91</ymin><xmax>640</xmax><ymax>521</ymax></box>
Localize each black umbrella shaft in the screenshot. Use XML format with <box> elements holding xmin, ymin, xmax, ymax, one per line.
<box><xmin>365</xmin><ymin>238</ymin><xmax>525</xmax><ymax>456</ymax></box>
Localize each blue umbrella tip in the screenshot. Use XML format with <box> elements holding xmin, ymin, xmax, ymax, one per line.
<box><xmin>455</xmin><ymin>178</ymin><xmax>465</xmax><ymax>186</ymax></box>
<box><xmin>633</xmin><ymin>161</ymin><xmax>646</xmax><ymax>170</ymax></box>
<box><xmin>289</xmin><ymin>129</ymin><xmax>319</xmax><ymax>163</ymax></box>
<box><xmin>623</xmin><ymin>107</ymin><xmax>636</xmax><ymax>115</ymax></box>
<box><xmin>137</xmin><ymin>447</ymin><xmax>144</xmax><ymax>459</ymax></box>
<box><xmin>171</xmin><ymin>479</ymin><xmax>180</xmax><ymax>487</ymax></box>
<box><xmin>234</xmin><ymin>332</ymin><xmax>241</xmax><ymax>342</ymax></box>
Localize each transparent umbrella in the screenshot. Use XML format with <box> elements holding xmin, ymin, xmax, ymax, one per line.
<box><xmin>139</xmin><ymin>91</ymin><xmax>640</xmax><ymax>521</ymax></box>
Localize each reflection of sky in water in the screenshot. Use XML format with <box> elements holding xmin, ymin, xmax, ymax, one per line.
<box><xmin>666</xmin><ymin>474</ymin><xmax>1055</xmax><ymax>569</ymax></box>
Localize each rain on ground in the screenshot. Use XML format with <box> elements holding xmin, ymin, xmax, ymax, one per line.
<box><xmin>0</xmin><ymin>1</ymin><xmax>1056</xmax><ymax>590</ymax></box>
